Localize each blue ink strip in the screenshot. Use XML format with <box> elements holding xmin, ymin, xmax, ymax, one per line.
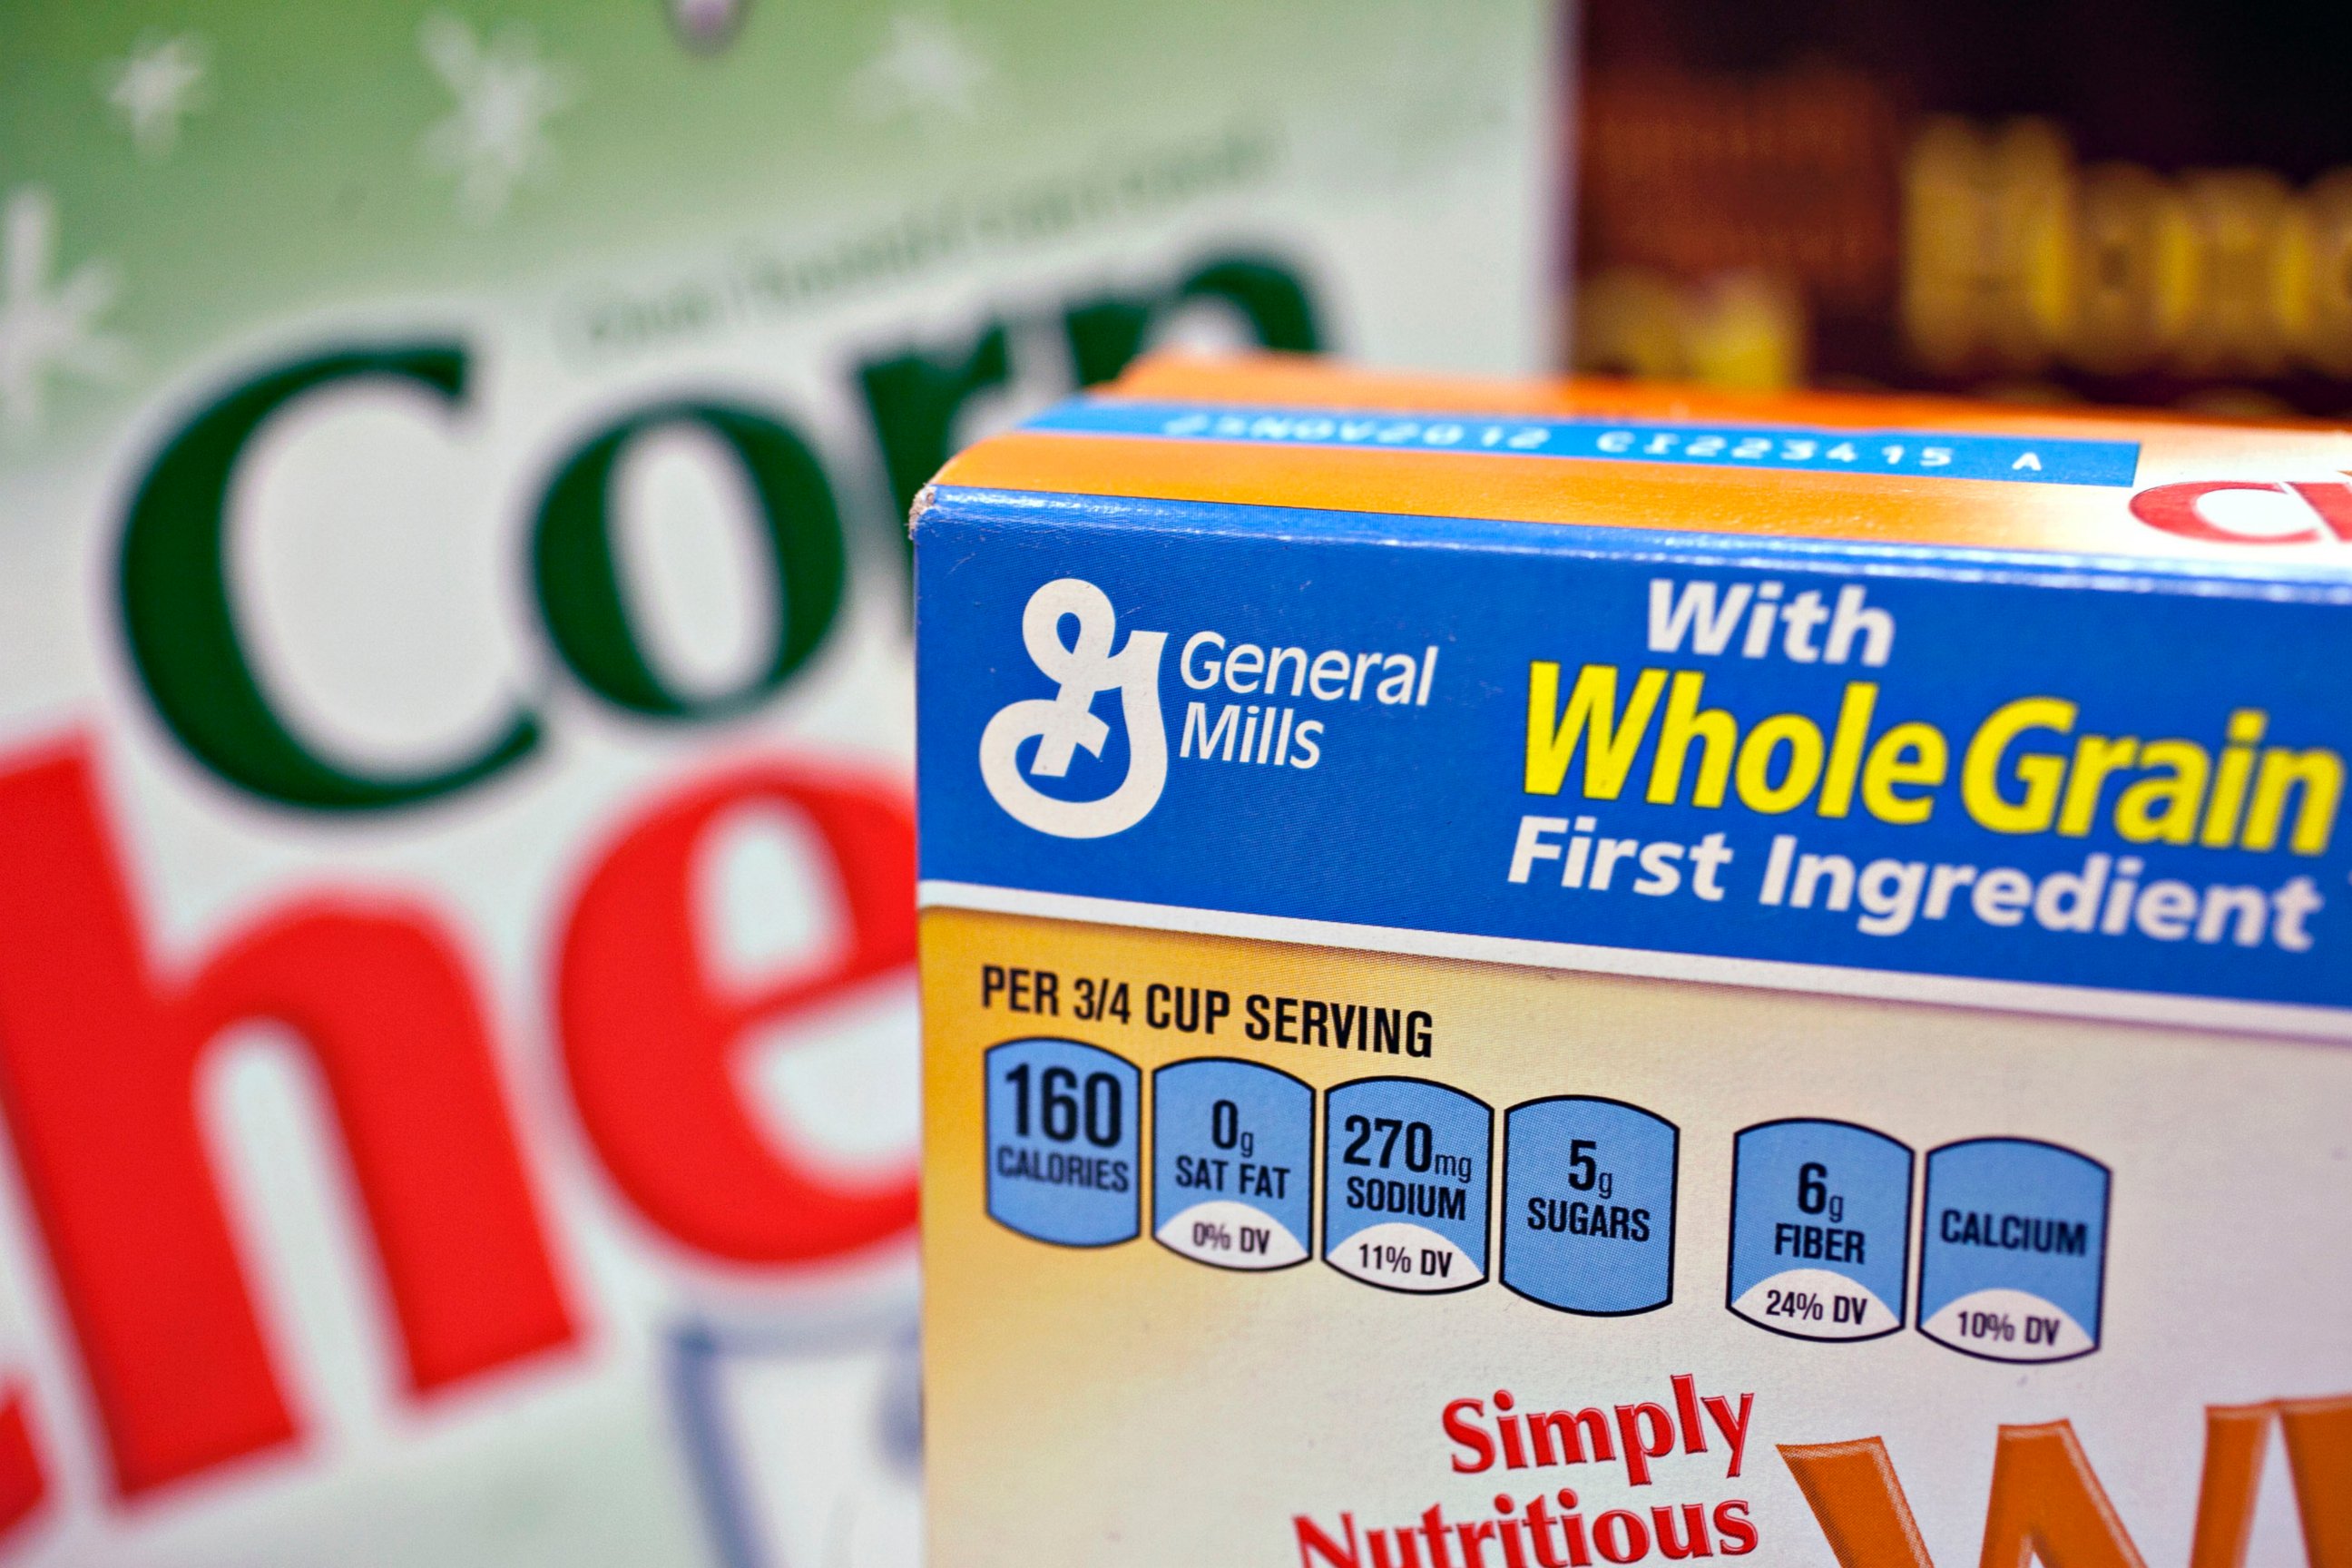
<box><xmin>1021</xmin><ymin>398</ymin><xmax>2141</xmax><ymax>487</ymax></box>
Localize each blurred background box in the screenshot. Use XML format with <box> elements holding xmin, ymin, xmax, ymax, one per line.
<box><xmin>0</xmin><ymin>4</ymin><xmax>1559</xmax><ymax>1563</ymax></box>
<box><xmin>1573</xmin><ymin>0</ymin><xmax>2352</xmax><ymax>416</ymax></box>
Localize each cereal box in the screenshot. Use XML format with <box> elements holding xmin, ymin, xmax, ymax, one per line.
<box><xmin>916</xmin><ymin>358</ymin><xmax>2351</xmax><ymax>1568</ymax></box>
<box><xmin>0</xmin><ymin>7</ymin><xmax>1555</xmax><ymax>1562</ymax></box>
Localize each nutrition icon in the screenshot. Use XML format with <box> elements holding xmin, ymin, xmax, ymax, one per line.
<box><xmin>1323</xmin><ymin>1077</ymin><xmax>1492</xmax><ymax>1292</ymax></box>
<box><xmin>1727</xmin><ymin>1119</ymin><xmax>1911</xmax><ymax>1340</ymax></box>
<box><xmin>1153</xmin><ymin>1058</ymin><xmax>1314</xmax><ymax>1269</ymax></box>
<box><xmin>1917</xmin><ymin>1137</ymin><xmax>2109</xmax><ymax>1362</ymax></box>
<box><xmin>1500</xmin><ymin>1095</ymin><xmax>1678</xmax><ymax>1315</ymax></box>
<box><xmin>984</xmin><ymin>1038</ymin><xmax>1142</xmax><ymax>1247</ymax></box>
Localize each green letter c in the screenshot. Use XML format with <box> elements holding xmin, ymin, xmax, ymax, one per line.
<box><xmin>119</xmin><ymin>343</ymin><xmax>540</xmax><ymax>811</ymax></box>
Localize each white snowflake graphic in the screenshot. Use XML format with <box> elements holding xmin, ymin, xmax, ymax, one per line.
<box><xmin>0</xmin><ymin>189</ymin><xmax>129</xmax><ymax>436</ymax></box>
<box><xmin>100</xmin><ymin>32</ymin><xmax>211</xmax><ymax>160</ymax></box>
<box><xmin>845</xmin><ymin>12</ymin><xmax>994</xmax><ymax>129</ymax></box>
<box><xmin>417</xmin><ymin>14</ymin><xmax>580</xmax><ymax>223</ymax></box>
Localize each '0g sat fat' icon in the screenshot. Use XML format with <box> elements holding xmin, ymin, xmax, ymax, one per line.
<box><xmin>1154</xmin><ymin>1058</ymin><xmax>1314</xmax><ymax>1269</ymax></box>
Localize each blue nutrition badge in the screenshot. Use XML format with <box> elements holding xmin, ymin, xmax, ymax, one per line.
<box><xmin>1323</xmin><ymin>1078</ymin><xmax>1492</xmax><ymax>1293</ymax></box>
<box><xmin>984</xmin><ymin>1038</ymin><xmax>1142</xmax><ymax>1247</ymax></box>
<box><xmin>1728</xmin><ymin>1120</ymin><xmax>1912</xmax><ymax>1340</ymax></box>
<box><xmin>1501</xmin><ymin>1096</ymin><xmax>1679</xmax><ymax>1315</ymax></box>
<box><xmin>1153</xmin><ymin>1059</ymin><xmax>1314</xmax><ymax>1269</ymax></box>
<box><xmin>1918</xmin><ymin>1138</ymin><xmax>2109</xmax><ymax>1362</ymax></box>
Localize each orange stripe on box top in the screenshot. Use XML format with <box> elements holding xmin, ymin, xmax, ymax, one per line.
<box><xmin>1105</xmin><ymin>352</ymin><xmax>2335</xmax><ymax>439</ymax></box>
<box><xmin>932</xmin><ymin>355</ymin><xmax>2352</xmax><ymax>561</ymax></box>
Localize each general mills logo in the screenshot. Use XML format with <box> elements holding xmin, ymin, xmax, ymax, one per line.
<box><xmin>978</xmin><ymin>579</ymin><xmax>1169</xmax><ymax>838</ymax></box>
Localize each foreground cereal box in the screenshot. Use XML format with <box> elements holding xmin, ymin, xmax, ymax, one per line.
<box><xmin>0</xmin><ymin>7</ymin><xmax>1555</xmax><ymax>1563</ymax></box>
<box><xmin>916</xmin><ymin>358</ymin><xmax>2352</xmax><ymax>1567</ymax></box>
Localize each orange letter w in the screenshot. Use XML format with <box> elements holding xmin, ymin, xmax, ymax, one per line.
<box><xmin>1781</xmin><ymin>1396</ymin><xmax>2351</xmax><ymax>1568</ymax></box>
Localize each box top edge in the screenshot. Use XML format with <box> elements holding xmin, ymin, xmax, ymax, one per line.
<box><xmin>928</xmin><ymin>356</ymin><xmax>2352</xmax><ymax>578</ymax></box>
